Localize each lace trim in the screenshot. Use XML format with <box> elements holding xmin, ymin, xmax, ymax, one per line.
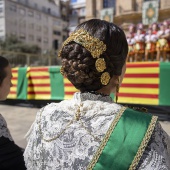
<box><xmin>74</xmin><ymin>92</ymin><xmax>113</xmax><ymax>103</ymax></box>
<box><xmin>129</xmin><ymin>116</ymin><xmax>158</xmax><ymax>170</ymax></box>
<box><xmin>0</xmin><ymin>114</ymin><xmax>13</xmax><ymax>141</ymax></box>
<box><xmin>87</xmin><ymin>106</ymin><xmax>126</xmax><ymax>170</ymax></box>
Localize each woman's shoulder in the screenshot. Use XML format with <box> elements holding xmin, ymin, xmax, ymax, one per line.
<box><xmin>0</xmin><ymin>114</ymin><xmax>13</xmax><ymax>141</ymax></box>
<box><xmin>41</xmin><ymin>100</ymin><xmax>73</xmax><ymax>113</ymax></box>
<box><xmin>0</xmin><ymin>114</ymin><xmax>7</xmax><ymax>127</ymax></box>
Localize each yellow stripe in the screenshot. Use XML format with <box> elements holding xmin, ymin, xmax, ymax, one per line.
<box><xmin>29</xmin><ymin>72</ymin><xmax>50</xmax><ymax>76</ymax></box>
<box><xmin>64</xmin><ymin>95</ymin><xmax>74</xmax><ymax>100</ymax></box>
<box><xmin>119</xmin><ymin>88</ymin><xmax>159</xmax><ymax>94</ymax></box>
<box><xmin>12</xmin><ymin>68</ymin><xmax>18</xmax><ymax>71</ymax></box>
<box><xmin>28</xmin><ymin>79</ymin><xmax>50</xmax><ymax>84</ymax></box>
<box><xmin>64</xmin><ymin>78</ymin><xmax>72</xmax><ymax>84</ymax></box>
<box><xmin>27</xmin><ymin>95</ymin><xmax>51</xmax><ymax>100</ymax></box>
<box><xmin>65</xmin><ymin>86</ymin><xmax>78</xmax><ymax>92</ymax></box>
<box><xmin>11</xmin><ymin>80</ymin><xmax>17</xmax><ymax>85</ymax></box>
<box><xmin>27</xmin><ymin>87</ymin><xmax>51</xmax><ymax>92</ymax></box>
<box><xmin>126</xmin><ymin>68</ymin><xmax>159</xmax><ymax>74</ymax></box>
<box><xmin>12</xmin><ymin>73</ymin><xmax>18</xmax><ymax>77</ymax></box>
<box><xmin>127</xmin><ymin>61</ymin><xmax>159</xmax><ymax>64</ymax></box>
<box><xmin>118</xmin><ymin>97</ymin><xmax>158</xmax><ymax>105</ymax></box>
<box><xmin>7</xmin><ymin>94</ymin><xmax>17</xmax><ymax>99</ymax></box>
<box><xmin>122</xmin><ymin>78</ymin><xmax>159</xmax><ymax>84</ymax></box>
<box><xmin>10</xmin><ymin>86</ymin><xmax>17</xmax><ymax>91</ymax></box>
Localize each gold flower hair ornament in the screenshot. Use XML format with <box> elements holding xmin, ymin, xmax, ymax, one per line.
<box><xmin>59</xmin><ymin>29</ymin><xmax>110</xmax><ymax>85</ymax></box>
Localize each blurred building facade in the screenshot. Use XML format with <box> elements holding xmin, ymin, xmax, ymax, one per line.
<box><xmin>0</xmin><ymin>0</ymin><xmax>68</xmax><ymax>52</ymax></box>
<box><xmin>85</xmin><ymin>0</ymin><xmax>170</xmax><ymax>32</ymax></box>
<box><xmin>69</xmin><ymin>0</ymin><xmax>86</xmax><ymax>33</ymax></box>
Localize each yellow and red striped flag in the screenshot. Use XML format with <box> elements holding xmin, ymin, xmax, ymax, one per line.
<box><xmin>118</xmin><ymin>62</ymin><xmax>159</xmax><ymax>105</ymax></box>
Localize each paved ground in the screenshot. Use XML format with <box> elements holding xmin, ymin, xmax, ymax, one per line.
<box><xmin>0</xmin><ymin>104</ymin><xmax>170</xmax><ymax>148</ymax></box>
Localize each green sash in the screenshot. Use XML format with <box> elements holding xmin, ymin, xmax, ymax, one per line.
<box><xmin>87</xmin><ymin>107</ymin><xmax>158</xmax><ymax>170</ymax></box>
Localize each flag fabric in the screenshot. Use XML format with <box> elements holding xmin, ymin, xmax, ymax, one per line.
<box><xmin>7</xmin><ymin>62</ymin><xmax>170</xmax><ymax>106</ymax></box>
<box><xmin>118</xmin><ymin>62</ymin><xmax>159</xmax><ymax>105</ymax></box>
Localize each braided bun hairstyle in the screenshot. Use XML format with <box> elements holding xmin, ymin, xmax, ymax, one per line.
<box><xmin>60</xmin><ymin>19</ymin><xmax>128</xmax><ymax>92</ymax></box>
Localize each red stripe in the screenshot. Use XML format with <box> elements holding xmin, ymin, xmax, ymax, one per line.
<box><xmin>121</xmin><ymin>84</ymin><xmax>159</xmax><ymax>88</ymax></box>
<box><xmin>11</xmin><ymin>85</ymin><xmax>17</xmax><ymax>87</ymax></box>
<box><xmin>118</xmin><ymin>93</ymin><xmax>158</xmax><ymax>99</ymax></box>
<box><xmin>28</xmin><ymin>84</ymin><xmax>50</xmax><ymax>87</ymax></box>
<box><xmin>65</xmin><ymin>92</ymin><xmax>75</xmax><ymax>95</ymax></box>
<box><xmin>124</xmin><ymin>73</ymin><xmax>159</xmax><ymax>78</ymax></box>
<box><xmin>12</xmin><ymin>77</ymin><xmax>18</xmax><ymax>80</ymax></box>
<box><xmin>9</xmin><ymin>91</ymin><xmax>16</xmax><ymax>94</ymax></box>
<box><xmin>28</xmin><ymin>91</ymin><xmax>50</xmax><ymax>95</ymax></box>
<box><xmin>65</xmin><ymin>83</ymin><xmax>74</xmax><ymax>87</ymax></box>
<box><xmin>28</xmin><ymin>76</ymin><xmax>49</xmax><ymax>79</ymax></box>
<box><xmin>126</xmin><ymin>63</ymin><xmax>159</xmax><ymax>68</ymax></box>
<box><xmin>12</xmin><ymin>70</ymin><xmax>18</xmax><ymax>73</ymax></box>
<box><xmin>29</xmin><ymin>68</ymin><xmax>48</xmax><ymax>72</ymax></box>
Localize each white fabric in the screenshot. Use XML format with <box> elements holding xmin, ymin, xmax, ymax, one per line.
<box><xmin>0</xmin><ymin>114</ymin><xmax>13</xmax><ymax>141</ymax></box>
<box><xmin>127</xmin><ymin>38</ymin><xmax>136</xmax><ymax>45</ymax></box>
<box><xmin>24</xmin><ymin>92</ymin><xmax>170</xmax><ymax>170</ymax></box>
<box><xmin>134</xmin><ymin>34</ymin><xmax>145</xmax><ymax>42</ymax></box>
<box><xmin>145</xmin><ymin>34</ymin><xmax>158</xmax><ymax>43</ymax></box>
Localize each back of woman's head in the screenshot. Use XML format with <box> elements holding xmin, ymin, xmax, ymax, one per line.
<box><xmin>0</xmin><ymin>56</ymin><xmax>9</xmax><ymax>85</ymax></box>
<box><xmin>60</xmin><ymin>19</ymin><xmax>128</xmax><ymax>92</ymax></box>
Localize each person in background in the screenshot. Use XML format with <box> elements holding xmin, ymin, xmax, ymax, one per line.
<box><xmin>0</xmin><ymin>56</ymin><xmax>26</xmax><ymax>170</ymax></box>
<box><xmin>134</xmin><ymin>28</ymin><xmax>145</xmax><ymax>61</ymax></box>
<box><xmin>127</xmin><ymin>33</ymin><xmax>136</xmax><ymax>62</ymax></box>
<box><xmin>24</xmin><ymin>19</ymin><xmax>170</xmax><ymax>170</ymax></box>
<box><xmin>137</xmin><ymin>23</ymin><xmax>145</xmax><ymax>34</ymax></box>
<box><xmin>145</xmin><ymin>28</ymin><xmax>158</xmax><ymax>61</ymax></box>
<box><xmin>156</xmin><ymin>23</ymin><xmax>170</xmax><ymax>61</ymax></box>
<box><xmin>151</xmin><ymin>22</ymin><xmax>159</xmax><ymax>35</ymax></box>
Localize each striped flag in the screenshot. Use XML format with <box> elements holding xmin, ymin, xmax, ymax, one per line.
<box><xmin>64</xmin><ymin>77</ymin><xmax>78</xmax><ymax>100</ymax></box>
<box><xmin>8</xmin><ymin>68</ymin><xmax>18</xmax><ymax>99</ymax></box>
<box><xmin>118</xmin><ymin>62</ymin><xmax>159</xmax><ymax>105</ymax></box>
<box><xmin>27</xmin><ymin>67</ymin><xmax>51</xmax><ymax>100</ymax></box>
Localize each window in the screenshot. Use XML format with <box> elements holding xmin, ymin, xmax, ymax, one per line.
<box><xmin>79</xmin><ymin>7</ymin><xmax>85</xmax><ymax>16</ymax></box>
<box><xmin>44</xmin><ymin>26</ymin><xmax>48</xmax><ymax>33</ymax></box>
<box><xmin>20</xmin><ymin>20</ymin><xmax>26</xmax><ymax>27</ymax></box>
<box><xmin>12</xmin><ymin>32</ymin><xmax>16</xmax><ymax>35</ymax></box>
<box><xmin>63</xmin><ymin>35</ymin><xmax>67</xmax><ymax>41</ymax></box>
<box><xmin>37</xmin><ymin>37</ymin><xmax>41</xmax><ymax>42</ymax></box>
<box><xmin>29</xmin><ymin>35</ymin><xmax>34</xmax><ymax>41</ymax></box>
<box><xmin>20</xmin><ymin>33</ymin><xmax>26</xmax><ymax>40</ymax></box>
<box><xmin>0</xmin><ymin>7</ymin><xmax>3</xmax><ymax>13</ymax></box>
<box><xmin>53</xmin><ymin>20</ymin><xmax>61</xmax><ymax>26</ymax></box>
<box><xmin>20</xmin><ymin>8</ymin><xmax>25</xmax><ymax>15</ymax></box>
<box><xmin>45</xmin><ymin>15</ymin><xmax>48</xmax><ymax>21</ymax></box>
<box><xmin>34</xmin><ymin>3</ymin><xmax>38</xmax><ymax>9</ymax></box>
<box><xmin>10</xmin><ymin>4</ymin><xmax>17</xmax><ymax>12</ymax></box>
<box><xmin>103</xmin><ymin>0</ymin><xmax>115</xmax><ymax>8</ymax></box>
<box><xmin>36</xmin><ymin>13</ymin><xmax>41</xmax><ymax>19</ymax></box>
<box><xmin>44</xmin><ymin>38</ymin><xmax>48</xmax><ymax>43</ymax></box>
<box><xmin>47</xmin><ymin>8</ymin><xmax>51</xmax><ymax>14</ymax></box>
<box><xmin>28</xmin><ymin>10</ymin><xmax>33</xmax><ymax>17</ymax></box>
<box><xmin>42</xmin><ymin>6</ymin><xmax>46</xmax><ymax>12</ymax></box>
<box><xmin>53</xmin><ymin>30</ymin><xmax>61</xmax><ymax>36</ymax></box>
<box><xmin>71</xmin><ymin>0</ymin><xmax>77</xmax><ymax>3</ymax></box>
<box><xmin>36</xmin><ymin>25</ymin><xmax>41</xmax><ymax>31</ymax></box>
<box><xmin>53</xmin><ymin>40</ymin><xmax>58</xmax><ymax>50</ymax></box>
<box><xmin>0</xmin><ymin>26</ymin><xmax>3</xmax><ymax>32</ymax></box>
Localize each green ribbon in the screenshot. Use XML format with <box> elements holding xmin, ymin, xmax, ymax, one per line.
<box><xmin>17</xmin><ymin>67</ymin><xmax>28</xmax><ymax>99</ymax></box>
<box><xmin>49</xmin><ymin>66</ymin><xmax>64</xmax><ymax>100</ymax></box>
<box><xmin>93</xmin><ymin>108</ymin><xmax>153</xmax><ymax>170</ymax></box>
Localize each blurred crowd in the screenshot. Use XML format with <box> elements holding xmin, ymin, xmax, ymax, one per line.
<box><xmin>126</xmin><ymin>20</ymin><xmax>170</xmax><ymax>62</ymax></box>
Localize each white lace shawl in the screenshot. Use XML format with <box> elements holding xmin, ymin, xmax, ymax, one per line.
<box><xmin>0</xmin><ymin>114</ymin><xmax>13</xmax><ymax>141</ymax></box>
<box><xmin>24</xmin><ymin>92</ymin><xmax>170</xmax><ymax>170</ymax></box>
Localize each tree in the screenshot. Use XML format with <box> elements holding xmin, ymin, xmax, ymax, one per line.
<box><xmin>0</xmin><ymin>35</ymin><xmax>41</xmax><ymax>54</ymax></box>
